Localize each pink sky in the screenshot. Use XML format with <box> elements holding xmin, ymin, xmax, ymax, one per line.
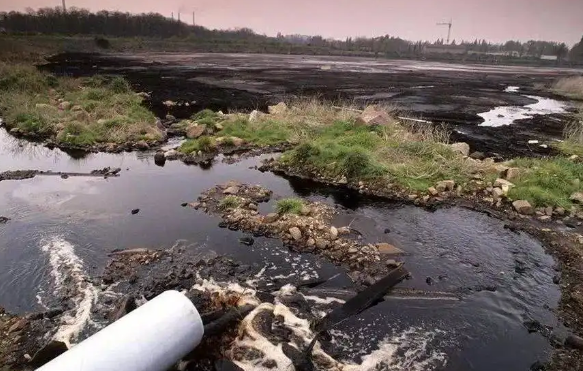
<box><xmin>1</xmin><ymin>0</ymin><xmax>582</xmax><ymax>45</ymax></box>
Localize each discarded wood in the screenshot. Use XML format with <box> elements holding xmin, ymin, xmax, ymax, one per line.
<box><xmin>203</xmin><ymin>305</ymin><xmax>256</xmax><ymax>337</ymax></box>
<box><xmin>397</xmin><ymin>116</ymin><xmax>432</xmax><ymax>124</ymax></box>
<box><xmin>332</xmin><ymin>106</ymin><xmax>363</xmax><ymax>113</ymax></box>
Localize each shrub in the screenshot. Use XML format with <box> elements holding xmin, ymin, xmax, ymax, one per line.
<box><xmin>275</xmin><ymin>198</ymin><xmax>304</xmax><ymax>215</ymax></box>
<box><xmin>109</xmin><ymin>76</ymin><xmax>131</xmax><ymax>94</ymax></box>
<box><xmin>193</xmin><ymin>109</ymin><xmax>218</xmax><ymax>120</ymax></box>
<box><xmin>219</xmin><ymin>196</ymin><xmax>240</xmax><ymax>210</ymax></box>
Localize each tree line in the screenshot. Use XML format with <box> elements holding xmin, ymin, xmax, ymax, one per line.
<box><xmin>1</xmin><ymin>7</ymin><xmax>582</xmax><ymax>62</ymax></box>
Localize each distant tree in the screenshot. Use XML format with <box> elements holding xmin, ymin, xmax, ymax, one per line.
<box><xmin>569</xmin><ymin>36</ymin><xmax>583</xmax><ymax>62</ymax></box>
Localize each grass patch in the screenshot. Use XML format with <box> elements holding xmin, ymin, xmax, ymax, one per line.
<box><xmin>508</xmin><ymin>157</ymin><xmax>583</xmax><ymax>208</ymax></box>
<box><xmin>218</xmin><ymin>196</ymin><xmax>240</xmax><ymax>210</ymax></box>
<box><xmin>553</xmin><ymin>76</ymin><xmax>583</xmax><ymax>100</ymax></box>
<box><xmin>220</xmin><ymin>117</ymin><xmax>291</xmax><ymax>146</ymax></box>
<box><xmin>178</xmin><ymin>136</ymin><xmax>216</xmax><ymax>154</ymax></box>
<box><xmin>0</xmin><ymin>63</ymin><xmax>162</xmax><ymax>147</ymax></box>
<box><xmin>275</xmin><ymin>198</ymin><xmax>305</xmax><ymax>215</ymax></box>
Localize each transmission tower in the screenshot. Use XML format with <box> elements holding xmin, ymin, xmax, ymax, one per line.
<box><xmin>436</xmin><ymin>19</ymin><xmax>453</xmax><ymax>44</ymax></box>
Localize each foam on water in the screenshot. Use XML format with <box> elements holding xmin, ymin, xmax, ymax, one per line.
<box><xmin>478</xmin><ymin>95</ymin><xmax>568</xmax><ymax>127</ymax></box>
<box><xmin>40</xmin><ymin>236</ymin><xmax>99</xmax><ymax>346</ymax></box>
<box><xmin>191</xmin><ymin>277</ymin><xmax>448</xmax><ymax>370</ymax></box>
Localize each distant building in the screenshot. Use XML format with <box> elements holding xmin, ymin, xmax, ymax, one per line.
<box><xmin>422</xmin><ymin>44</ymin><xmax>467</xmax><ymax>55</ymax></box>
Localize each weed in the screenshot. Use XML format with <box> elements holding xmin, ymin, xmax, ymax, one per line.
<box><xmin>219</xmin><ymin>196</ymin><xmax>240</xmax><ymax>210</ymax></box>
<box><xmin>178</xmin><ymin>136</ymin><xmax>216</xmax><ymax>154</ymax></box>
<box><xmin>553</xmin><ymin>76</ymin><xmax>583</xmax><ymax>100</ymax></box>
<box><xmin>193</xmin><ymin>109</ymin><xmax>219</xmax><ymax>120</ymax></box>
<box><xmin>275</xmin><ymin>198</ymin><xmax>304</xmax><ymax>215</ymax></box>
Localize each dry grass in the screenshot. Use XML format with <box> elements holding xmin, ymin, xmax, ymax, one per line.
<box><xmin>553</xmin><ymin>76</ymin><xmax>583</xmax><ymax>100</ymax></box>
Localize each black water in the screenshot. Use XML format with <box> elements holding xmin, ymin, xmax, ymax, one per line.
<box><xmin>0</xmin><ymin>128</ymin><xmax>562</xmax><ymax>370</ymax></box>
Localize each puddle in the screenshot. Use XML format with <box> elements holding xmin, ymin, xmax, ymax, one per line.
<box><xmin>478</xmin><ymin>95</ymin><xmax>568</xmax><ymax>127</ymax></box>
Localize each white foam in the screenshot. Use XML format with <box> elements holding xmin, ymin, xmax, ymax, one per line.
<box><xmin>504</xmin><ymin>86</ymin><xmax>520</xmax><ymax>93</ymax></box>
<box><xmin>479</xmin><ymin>95</ymin><xmax>568</xmax><ymax>127</ymax></box>
<box><xmin>40</xmin><ymin>236</ymin><xmax>98</xmax><ymax>346</ymax></box>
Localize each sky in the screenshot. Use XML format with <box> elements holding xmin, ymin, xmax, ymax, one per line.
<box><xmin>1</xmin><ymin>0</ymin><xmax>582</xmax><ymax>45</ymax></box>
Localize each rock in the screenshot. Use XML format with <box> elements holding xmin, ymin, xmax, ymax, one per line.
<box><xmin>494</xmin><ymin>164</ymin><xmax>510</xmax><ymax>176</ymax></box>
<box><xmin>564</xmin><ymin>219</ymin><xmax>578</xmax><ymax>229</ymax></box>
<box><xmin>553</xmin><ymin>275</ymin><xmax>561</xmax><ymax>284</ymax></box>
<box><xmin>165</xmin><ymin>114</ymin><xmax>176</xmax><ymax>121</ymax></box>
<box><xmin>268</xmin><ymin>102</ymin><xmax>288</xmax><ymax>115</ymax></box>
<box><xmin>307</xmin><ymin>238</ymin><xmax>315</xmax><ymax>247</ymax></box>
<box><xmin>338</xmin><ymin>176</ymin><xmax>348</xmax><ymax>185</ymax></box>
<box><xmin>186</xmin><ymin>124</ymin><xmax>206</xmax><ymax>139</ymax></box>
<box><xmin>356</xmin><ymin>105</ymin><xmax>391</xmax><ymax>126</ymax></box>
<box><xmin>58</xmin><ymin>101</ymin><xmax>71</xmax><ymax>110</ymax></box>
<box><xmin>555</xmin><ymin>207</ymin><xmax>566</xmax><ymax>216</ymax></box>
<box><xmin>337</xmin><ymin>226</ymin><xmax>351</xmax><ymax>235</ymax></box>
<box><xmin>289</xmin><ymin>227</ymin><xmax>302</xmax><ymax>241</ymax></box>
<box><xmin>385</xmin><ymin>259</ymin><xmax>400</xmax><ymax>268</ymax></box>
<box><xmin>8</xmin><ymin>318</ymin><xmax>27</xmax><ymax>333</ymax></box>
<box><xmin>154</xmin><ymin>151</ymin><xmax>166</xmax><ymax>166</ymax></box>
<box><xmin>571</xmin><ymin>192</ymin><xmax>583</xmax><ymax>204</ymax></box>
<box><xmin>384</xmin><ymin>228</ymin><xmax>391</xmax><ymax>234</ymax></box>
<box><xmin>426</xmin><ymin>277</ymin><xmax>434</xmax><ymax>285</ymax></box>
<box><xmin>315</xmin><ymin>238</ymin><xmax>328</xmax><ymax>249</ymax></box>
<box><xmin>223</xmin><ymin>186</ymin><xmax>240</xmax><ymax>195</ymax></box>
<box><xmin>330</xmin><ymin>226</ymin><xmax>338</xmax><ymax>240</ymax></box>
<box><xmin>538</xmin><ymin>215</ymin><xmax>551</xmax><ymax>222</ymax></box>
<box><xmin>111</xmin><ymin>295</ymin><xmax>137</xmax><ymax>321</ymax></box>
<box><xmin>264</xmin><ymin>213</ymin><xmax>279</xmax><ymax>223</ymax></box>
<box><xmin>428</xmin><ymin>187</ymin><xmax>439</xmax><ymax>196</ymax></box>
<box><xmin>164</xmin><ymin>149</ymin><xmax>179</xmax><ymax>160</ymax></box>
<box><xmin>239</xmin><ymin>237</ymin><xmax>254</xmax><ymax>246</ymax></box>
<box><xmin>565</xmin><ymin>335</ymin><xmax>583</xmax><ymax>350</ymax></box>
<box><xmin>436</xmin><ymin>180</ymin><xmax>455</xmax><ymax>192</ymax></box>
<box><xmin>469</xmin><ymin>151</ymin><xmax>486</xmax><ymax>160</ymax></box>
<box><xmin>376</xmin><ymin>243</ymin><xmax>405</xmax><ymax>255</ymax></box>
<box><xmin>299</xmin><ymin>206</ymin><xmax>311</xmax><ymax>216</ymax></box>
<box><xmin>135</xmin><ymin>140</ymin><xmax>149</xmax><ymax>150</ymax></box>
<box><xmin>450</xmin><ymin>142</ymin><xmax>470</xmax><ymax>156</ymax></box>
<box><xmin>494</xmin><ymin>178</ymin><xmax>515</xmax><ymax>194</ymax></box>
<box><xmin>131</xmin><ymin>209</ymin><xmax>140</xmax><ymax>215</ymax></box>
<box><xmin>230</xmin><ymin>137</ymin><xmax>245</xmax><ymax>147</ymax></box>
<box><xmin>181</xmin><ymin>203</ymin><xmax>188</xmax><ymax>207</ymax></box>
<box><xmin>544</xmin><ymin>207</ymin><xmax>553</xmax><ymax>216</ymax></box>
<box><xmin>30</xmin><ymin>340</ymin><xmax>68</xmax><ymax>368</ymax></box>
<box><xmin>188</xmin><ymin>202</ymin><xmax>201</xmax><ymax>209</ymax></box>
<box><xmin>163</xmin><ymin>100</ymin><xmax>176</xmax><ymax>107</ymax></box>
<box><xmin>504</xmin><ymin>167</ymin><xmax>521</xmax><ymax>181</ymax></box>
<box><xmin>215</xmin><ymin>123</ymin><xmax>224</xmax><ymax>131</ymax></box>
<box><xmin>0</xmin><ymin>216</ymin><xmax>9</xmax><ymax>223</ymax></box>
<box><xmin>249</xmin><ymin>110</ymin><xmax>261</xmax><ymax>122</ymax></box>
<box><xmin>512</xmin><ymin>200</ymin><xmax>533</xmax><ymax>215</ymax></box>
<box><xmin>492</xmin><ymin>187</ymin><xmax>504</xmax><ymax>200</ymax></box>
<box><xmin>248</xmin><ymin>203</ymin><xmax>258</xmax><ymax>211</ymax></box>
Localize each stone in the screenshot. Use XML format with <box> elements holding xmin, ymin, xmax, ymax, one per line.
<box><xmin>289</xmin><ymin>227</ymin><xmax>302</xmax><ymax>241</ymax></box>
<box><xmin>356</xmin><ymin>105</ymin><xmax>391</xmax><ymax>126</ymax></box>
<box><xmin>565</xmin><ymin>335</ymin><xmax>583</xmax><ymax>350</ymax></box>
<box><xmin>111</xmin><ymin>295</ymin><xmax>137</xmax><ymax>321</ymax></box>
<box><xmin>492</xmin><ymin>187</ymin><xmax>504</xmax><ymax>200</ymax></box>
<box><xmin>30</xmin><ymin>340</ymin><xmax>68</xmax><ymax>368</ymax></box>
<box><xmin>469</xmin><ymin>151</ymin><xmax>486</xmax><ymax>160</ymax></box>
<box><xmin>58</xmin><ymin>101</ymin><xmax>71</xmax><ymax>110</ymax></box>
<box><xmin>223</xmin><ymin>186</ymin><xmax>240</xmax><ymax>195</ymax></box>
<box><xmin>307</xmin><ymin>238</ymin><xmax>315</xmax><ymax>247</ymax></box>
<box><xmin>268</xmin><ymin>102</ymin><xmax>288</xmax><ymax>115</ymax></box>
<box><xmin>164</xmin><ymin>149</ymin><xmax>179</xmax><ymax>160</ymax></box>
<box><xmin>35</xmin><ymin>103</ymin><xmax>53</xmax><ymax>109</ymax></box>
<box><xmin>538</xmin><ymin>215</ymin><xmax>551</xmax><ymax>222</ymax></box>
<box><xmin>512</xmin><ymin>200</ymin><xmax>534</xmax><ymax>215</ymax></box>
<box><xmin>376</xmin><ymin>243</ymin><xmax>405</xmax><ymax>255</ymax></box>
<box><xmin>154</xmin><ymin>151</ymin><xmax>166</xmax><ymax>166</ymax></box>
<box><xmin>330</xmin><ymin>226</ymin><xmax>338</xmax><ymax>240</ymax></box>
<box><xmin>569</xmin><ymin>155</ymin><xmax>579</xmax><ymax>161</ymax></box>
<box><xmin>248</xmin><ymin>203</ymin><xmax>258</xmax><ymax>211</ymax></box>
<box><xmin>230</xmin><ymin>137</ymin><xmax>245</xmax><ymax>147</ymax></box>
<box><xmin>215</xmin><ymin>123</ymin><xmax>224</xmax><ymax>130</ymax></box>
<box><xmin>494</xmin><ymin>178</ymin><xmax>515</xmax><ymax>194</ymax></box>
<box><xmin>338</xmin><ymin>176</ymin><xmax>348</xmax><ymax>184</ymax></box>
<box><xmin>384</xmin><ymin>228</ymin><xmax>391</xmax><ymax>234</ymax></box>
<box><xmin>249</xmin><ymin>110</ymin><xmax>261</xmax><ymax>122</ymax></box>
<box><xmin>239</xmin><ymin>237</ymin><xmax>255</xmax><ymax>246</ymax></box>
<box><xmin>163</xmin><ymin>100</ymin><xmax>176</xmax><ymax>107</ymax></box>
<box><xmin>186</xmin><ymin>124</ymin><xmax>206</xmax><ymax>139</ymax></box>
<box><xmin>385</xmin><ymin>259</ymin><xmax>400</xmax><ymax>268</ymax></box>
<box><xmin>8</xmin><ymin>318</ymin><xmax>27</xmax><ymax>333</ymax></box>
<box><xmin>436</xmin><ymin>180</ymin><xmax>455</xmax><ymax>192</ymax></box>
<box><xmin>337</xmin><ymin>226</ymin><xmax>351</xmax><ymax>235</ymax></box>
<box><xmin>494</xmin><ymin>164</ymin><xmax>510</xmax><ymax>177</ymax></box>
<box><xmin>299</xmin><ymin>206</ymin><xmax>311</xmax><ymax>216</ymax></box>
<box><xmin>428</xmin><ymin>187</ymin><xmax>439</xmax><ymax>196</ymax></box>
<box><xmin>135</xmin><ymin>140</ymin><xmax>149</xmax><ymax>150</ymax></box>
<box><xmin>544</xmin><ymin>206</ymin><xmax>553</xmax><ymax>216</ymax></box>
<box><xmin>264</xmin><ymin>213</ymin><xmax>279</xmax><ymax>223</ymax></box>
<box><xmin>450</xmin><ymin>142</ymin><xmax>470</xmax><ymax>156</ymax></box>
<box><xmin>555</xmin><ymin>207</ymin><xmax>566</xmax><ymax>216</ymax></box>
<box><xmin>504</xmin><ymin>167</ymin><xmax>521</xmax><ymax>181</ymax></box>
<box><xmin>0</xmin><ymin>216</ymin><xmax>9</xmax><ymax>223</ymax></box>
<box><xmin>315</xmin><ymin>238</ymin><xmax>328</xmax><ymax>249</ymax></box>
<box><xmin>571</xmin><ymin>192</ymin><xmax>583</xmax><ymax>204</ymax></box>
<box><xmin>131</xmin><ymin>209</ymin><xmax>140</xmax><ymax>215</ymax></box>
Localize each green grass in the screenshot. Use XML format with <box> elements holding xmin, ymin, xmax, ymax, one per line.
<box><xmin>508</xmin><ymin>157</ymin><xmax>583</xmax><ymax>208</ymax></box>
<box><xmin>275</xmin><ymin>198</ymin><xmax>305</xmax><ymax>215</ymax></box>
<box><xmin>218</xmin><ymin>196</ymin><xmax>240</xmax><ymax>210</ymax></box>
<box><xmin>0</xmin><ymin>63</ymin><xmax>162</xmax><ymax>147</ymax></box>
<box><xmin>178</xmin><ymin>136</ymin><xmax>216</xmax><ymax>154</ymax></box>
<box><xmin>220</xmin><ymin>117</ymin><xmax>291</xmax><ymax>146</ymax></box>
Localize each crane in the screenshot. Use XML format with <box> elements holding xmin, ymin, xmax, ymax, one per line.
<box><xmin>436</xmin><ymin>19</ymin><xmax>452</xmax><ymax>44</ymax></box>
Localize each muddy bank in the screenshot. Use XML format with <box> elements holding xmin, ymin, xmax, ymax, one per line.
<box><xmin>40</xmin><ymin>52</ymin><xmax>580</xmax><ymax>158</ymax></box>
<box><xmin>0</xmin><ymin>167</ymin><xmax>122</xmax><ymax>182</ymax></box>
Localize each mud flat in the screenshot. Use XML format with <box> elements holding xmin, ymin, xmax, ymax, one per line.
<box><xmin>42</xmin><ymin>52</ymin><xmax>582</xmax><ymax>158</ymax></box>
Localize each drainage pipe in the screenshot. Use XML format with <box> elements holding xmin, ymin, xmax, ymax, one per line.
<box><xmin>37</xmin><ymin>290</ymin><xmax>204</xmax><ymax>371</ymax></box>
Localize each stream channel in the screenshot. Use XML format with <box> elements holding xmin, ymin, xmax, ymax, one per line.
<box><xmin>0</xmin><ymin>128</ymin><xmax>563</xmax><ymax>370</ymax></box>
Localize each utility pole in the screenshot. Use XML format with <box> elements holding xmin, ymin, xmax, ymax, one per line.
<box><xmin>178</xmin><ymin>12</ymin><xmax>180</xmax><ymax>22</ymax></box>
<box><xmin>171</xmin><ymin>12</ymin><xmax>174</xmax><ymax>20</ymax></box>
<box><xmin>62</xmin><ymin>0</ymin><xmax>67</xmax><ymax>12</ymax></box>
<box><xmin>192</xmin><ymin>11</ymin><xmax>195</xmax><ymax>26</ymax></box>
<box><xmin>436</xmin><ymin>19</ymin><xmax>453</xmax><ymax>44</ymax></box>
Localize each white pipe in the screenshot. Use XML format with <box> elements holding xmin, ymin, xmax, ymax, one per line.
<box><xmin>37</xmin><ymin>291</ymin><xmax>204</xmax><ymax>371</ymax></box>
